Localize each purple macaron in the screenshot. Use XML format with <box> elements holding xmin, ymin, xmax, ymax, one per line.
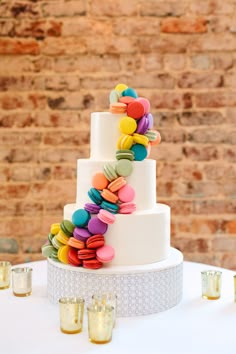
<box><xmin>136</xmin><ymin>115</ymin><xmax>149</xmax><ymax>134</ymax></box>
<box><xmin>88</xmin><ymin>217</ymin><xmax>108</xmax><ymax>235</ymax></box>
<box><xmin>73</xmin><ymin>227</ymin><xmax>91</xmax><ymax>241</ymax></box>
<box><xmin>84</xmin><ymin>203</ymin><xmax>101</xmax><ymax>214</ymax></box>
<box><xmin>146</xmin><ymin>113</ymin><xmax>154</xmax><ymax>129</ymax></box>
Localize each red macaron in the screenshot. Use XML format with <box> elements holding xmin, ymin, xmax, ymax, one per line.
<box><xmin>78</xmin><ymin>249</ymin><xmax>96</xmax><ymax>260</ymax></box>
<box><xmin>83</xmin><ymin>259</ymin><xmax>103</xmax><ymax>269</ymax></box>
<box><xmin>86</xmin><ymin>234</ymin><xmax>105</xmax><ymax>249</ymax></box>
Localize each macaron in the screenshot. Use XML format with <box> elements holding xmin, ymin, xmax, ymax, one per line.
<box><xmin>72</xmin><ymin>208</ymin><xmax>91</xmax><ymax>227</ymax></box>
<box><xmin>92</xmin><ymin>172</ymin><xmax>109</xmax><ymax>190</ymax></box>
<box><xmin>117</xmin><ymin>134</ymin><xmax>133</xmax><ymax>150</ymax></box>
<box><xmin>133</xmin><ymin>133</ymin><xmax>149</xmax><ymax>147</ymax></box>
<box><xmin>96</xmin><ymin>245</ymin><xmax>115</xmax><ymax>263</ymax></box>
<box><xmin>110</xmin><ymin>102</ymin><xmax>127</xmax><ymax>114</ymax></box>
<box><xmin>131</xmin><ymin>143</ymin><xmax>148</xmax><ymax>161</ymax></box>
<box><xmin>118</xmin><ymin>184</ymin><xmax>135</xmax><ymax>203</ymax></box>
<box><xmin>122</xmin><ymin>87</ymin><xmax>138</xmax><ymax>98</ymax></box>
<box><xmin>116</xmin><ymin>149</ymin><xmax>134</xmax><ymax>161</ymax></box>
<box><xmin>98</xmin><ymin>209</ymin><xmax>116</xmax><ymax>225</ymax></box>
<box><xmin>100</xmin><ymin>200</ymin><xmax>119</xmax><ymax>214</ymax></box>
<box><xmin>68</xmin><ymin>248</ymin><xmax>82</xmax><ymax>267</ymax></box>
<box><xmin>88</xmin><ymin>188</ymin><xmax>103</xmax><ymax>205</ymax></box>
<box><xmin>48</xmin><ymin>232</ymin><xmax>54</xmax><ymax>244</ymax></box>
<box><xmin>115</xmin><ymin>83</ymin><xmax>128</xmax><ymax>93</ymax></box>
<box><xmin>149</xmin><ymin>130</ymin><xmax>161</xmax><ymax>146</ymax></box>
<box><xmin>109</xmin><ymin>89</ymin><xmax>121</xmax><ymax>104</ymax></box>
<box><xmin>127</xmin><ymin>100</ymin><xmax>145</xmax><ymax>119</ymax></box>
<box><xmin>146</xmin><ymin>112</ymin><xmax>154</xmax><ymax>129</ymax></box>
<box><xmin>68</xmin><ymin>237</ymin><xmax>85</xmax><ymax>249</ymax></box>
<box><xmin>52</xmin><ymin>236</ymin><xmax>64</xmax><ymax>250</ymax></box>
<box><xmin>119</xmin><ymin>96</ymin><xmax>135</xmax><ymax>105</ymax></box>
<box><xmin>56</xmin><ymin>230</ymin><xmax>70</xmax><ymax>245</ymax></box>
<box><xmin>119</xmin><ymin>202</ymin><xmax>136</xmax><ymax>214</ymax></box>
<box><xmin>58</xmin><ymin>245</ymin><xmax>70</xmax><ymax>264</ymax></box>
<box><xmin>119</xmin><ymin>116</ymin><xmax>137</xmax><ymax>135</ymax></box>
<box><xmin>101</xmin><ymin>188</ymin><xmax>119</xmax><ymax>204</ymax></box>
<box><xmin>41</xmin><ymin>243</ymin><xmax>55</xmax><ymax>258</ymax></box>
<box><xmin>136</xmin><ymin>115</ymin><xmax>149</xmax><ymax>135</ymax></box>
<box><xmin>73</xmin><ymin>227</ymin><xmax>91</xmax><ymax>242</ymax></box>
<box><xmin>86</xmin><ymin>234</ymin><xmax>105</xmax><ymax>249</ymax></box>
<box><xmin>78</xmin><ymin>248</ymin><xmax>96</xmax><ymax>260</ymax></box>
<box><xmin>50</xmin><ymin>248</ymin><xmax>59</xmax><ymax>261</ymax></box>
<box><xmin>88</xmin><ymin>217</ymin><xmax>108</xmax><ymax>235</ymax></box>
<box><xmin>103</xmin><ymin>163</ymin><xmax>118</xmax><ymax>182</ymax></box>
<box><xmin>60</xmin><ymin>220</ymin><xmax>75</xmax><ymax>237</ymax></box>
<box><xmin>108</xmin><ymin>176</ymin><xmax>127</xmax><ymax>192</ymax></box>
<box><xmin>83</xmin><ymin>259</ymin><xmax>103</xmax><ymax>270</ymax></box>
<box><xmin>50</xmin><ymin>223</ymin><xmax>60</xmax><ymax>235</ymax></box>
<box><xmin>84</xmin><ymin>203</ymin><xmax>101</xmax><ymax>214</ymax></box>
<box><xmin>115</xmin><ymin>159</ymin><xmax>133</xmax><ymax>177</ymax></box>
<box><xmin>136</xmin><ymin>97</ymin><xmax>150</xmax><ymax>114</ymax></box>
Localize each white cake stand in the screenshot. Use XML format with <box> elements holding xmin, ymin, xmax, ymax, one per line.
<box><xmin>47</xmin><ymin>247</ymin><xmax>183</xmax><ymax>317</ymax></box>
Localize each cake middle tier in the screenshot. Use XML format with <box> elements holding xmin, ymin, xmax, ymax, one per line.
<box><xmin>76</xmin><ymin>159</ymin><xmax>156</xmax><ymax>211</ymax></box>
<box><xmin>64</xmin><ymin>203</ymin><xmax>170</xmax><ymax>266</ymax></box>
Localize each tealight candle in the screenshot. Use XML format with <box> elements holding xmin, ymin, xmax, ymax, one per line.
<box><xmin>12</xmin><ymin>267</ymin><xmax>32</xmax><ymax>297</ymax></box>
<box><xmin>201</xmin><ymin>270</ymin><xmax>222</xmax><ymax>300</ymax></box>
<box><xmin>0</xmin><ymin>261</ymin><xmax>11</xmax><ymax>289</ymax></box>
<box><xmin>59</xmin><ymin>297</ymin><xmax>84</xmax><ymax>334</ymax></box>
<box><xmin>87</xmin><ymin>304</ymin><xmax>114</xmax><ymax>344</ymax></box>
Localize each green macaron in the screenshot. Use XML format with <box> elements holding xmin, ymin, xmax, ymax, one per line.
<box><xmin>103</xmin><ymin>163</ymin><xmax>118</xmax><ymax>181</ymax></box>
<box><xmin>116</xmin><ymin>149</ymin><xmax>134</xmax><ymax>161</ymax></box>
<box><xmin>42</xmin><ymin>243</ymin><xmax>55</xmax><ymax>258</ymax></box>
<box><xmin>60</xmin><ymin>220</ymin><xmax>75</xmax><ymax>237</ymax></box>
<box><xmin>115</xmin><ymin>159</ymin><xmax>133</xmax><ymax>177</ymax></box>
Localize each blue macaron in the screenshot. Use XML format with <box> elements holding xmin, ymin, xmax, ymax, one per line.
<box><xmin>72</xmin><ymin>208</ymin><xmax>91</xmax><ymax>227</ymax></box>
<box><xmin>122</xmin><ymin>87</ymin><xmax>138</xmax><ymax>98</ymax></box>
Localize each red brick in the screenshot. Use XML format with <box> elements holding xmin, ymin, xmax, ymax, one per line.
<box><xmin>0</xmin><ymin>218</ymin><xmax>42</xmax><ymax>237</ymax></box>
<box><xmin>140</xmin><ymin>1</ymin><xmax>186</xmax><ymax>17</ymax></box>
<box><xmin>183</xmin><ymin>145</ymin><xmax>220</xmax><ymax>161</ymax></box>
<box><xmin>31</xmin><ymin>181</ymin><xmax>76</xmax><ymax>201</ymax></box>
<box><xmin>139</xmin><ymin>35</ymin><xmax>189</xmax><ymax>53</ymax></box>
<box><xmin>43</xmin><ymin>131</ymin><xmax>89</xmax><ymax>146</ymax></box>
<box><xmin>0</xmin><ymin>166</ymin><xmax>10</xmax><ymax>182</ymax></box>
<box><xmin>188</xmin><ymin>128</ymin><xmax>230</xmax><ymax>144</ymax></box>
<box><xmin>0</xmin><ymin>131</ymin><xmax>41</xmax><ymax>145</ymax></box>
<box><xmin>154</xmin><ymin>111</ymin><xmax>178</xmax><ymax>127</ymax></box>
<box><xmin>178</xmin><ymin>72</ymin><xmax>223</xmax><ymax>89</ymax></box>
<box><xmin>190</xmin><ymin>33</ymin><xmax>236</xmax><ymax>51</ymax></box>
<box><xmin>160</xmin><ymin>200</ymin><xmax>193</xmax><ymax>215</ymax></box>
<box><xmin>158</xmin><ymin>128</ymin><xmax>186</xmax><ymax>143</ymax></box>
<box><xmin>190</xmin><ymin>1</ymin><xmax>235</xmax><ymax>15</ymax></box>
<box><xmin>224</xmin><ymin>73</ymin><xmax>236</xmax><ymax>88</ymax></box>
<box><xmin>42</xmin><ymin>0</ymin><xmax>86</xmax><ymax>17</ymax></box>
<box><xmin>0</xmin><ymin>38</ymin><xmax>39</xmax><ymax>54</ymax></box>
<box><xmin>11</xmin><ymin>165</ymin><xmax>32</xmax><ymax>182</ymax></box>
<box><xmin>9</xmin><ymin>2</ymin><xmax>41</xmax><ymax>18</ymax></box>
<box><xmin>195</xmin><ymin>92</ymin><xmax>228</xmax><ymax>108</ymax></box>
<box><xmin>157</xmin><ymin>181</ymin><xmax>174</xmax><ymax>197</ymax></box>
<box><xmin>0</xmin><ymin>201</ymin><xmax>43</xmax><ymax>217</ymax></box>
<box><xmin>143</xmin><ymin>54</ymin><xmax>163</xmax><ymax>71</ymax></box>
<box><xmin>0</xmin><ymin>75</ymin><xmax>44</xmax><ymax>91</ymax></box>
<box><xmin>0</xmin><ymin>148</ymin><xmax>37</xmax><ymax>163</ymax></box>
<box><xmin>173</xmin><ymin>238</ymin><xmax>211</xmax><ymax>253</ymax></box>
<box><xmin>150</xmin><ymin>92</ymin><xmax>192</xmax><ymax>109</ymax></box>
<box><xmin>120</xmin><ymin>54</ymin><xmax>143</xmax><ymax>72</ymax></box>
<box><xmin>223</xmin><ymin>147</ymin><xmax>236</xmax><ymax>162</ymax></box>
<box><xmin>150</xmin><ymin>144</ymin><xmax>183</xmax><ymax>161</ymax></box>
<box><xmin>164</xmin><ymin>54</ymin><xmax>186</xmax><ymax>71</ymax></box>
<box><xmin>222</xmin><ymin>220</ymin><xmax>236</xmax><ymax>234</ymax></box>
<box><xmin>45</xmin><ymin>75</ymin><xmax>80</xmax><ymax>91</ymax></box>
<box><xmin>221</xmin><ymin>254</ymin><xmax>236</xmax><ymax>270</ymax></box>
<box><xmin>33</xmin><ymin>166</ymin><xmax>51</xmax><ymax>181</ymax></box>
<box><xmin>190</xmin><ymin>54</ymin><xmax>211</xmax><ymax>70</ymax></box>
<box><xmin>176</xmin><ymin>181</ymin><xmax>220</xmax><ymax>198</ymax></box>
<box><xmin>62</xmin><ymin>18</ymin><xmax>112</xmax><ymax>37</ymax></box>
<box><xmin>0</xmin><ymin>184</ymin><xmax>30</xmax><ymax>199</ymax></box>
<box><xmin>39</xmin><ymin>147</ymin><xmax>89</xmax><ymax>163</ymax></box>
<box><xmin>113</xmin><ymin>18</ymin><xmax>160</xmax><ymax>36</ymax></box>
<box><xmin>90</xmin><ymin>0</ymin><xmax>138</xmax><ymax>16</ymax></box>
<box><xmin>0</xmin><ymin>93</ymin><xmax>47</xmax><ymax>110</ymax></box>
<box><xmin>194</xmin><ymin>200</ymin><xmax>236</xmax><ymax>214</ymax></box>
<box><xmin>45</xmin><ymin>201</ymin><xmax>65</xmax><ymax>216</ymax></box>
<box><xmin>41</xmin><ymin>37</ymin><xmax>87</xmax><ymax>55</ymax></box>
<box><xmin>161</xmin><ymin>17</ymin><xmax>207</xmax><ymax>33</ymax></box>
<box><xmin>52</xmin><ymin>165</ymin><xmax>76</xmax><ymax>180</ymax></box>
<box><xmin>14</xmin><ymin>20</ymin><xmax>62</xmax><ymax>38</ymax></box>
<box><xmin>204</xmin><ymin>164</ymin><xmax>236</xmax><ymax>181</ymax></box>
<box><xmin>178</xmin><ymin>111</ymin><xmax>225</xmax><ymax>126</ymax></box>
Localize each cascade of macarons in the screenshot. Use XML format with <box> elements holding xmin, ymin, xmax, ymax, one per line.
<box><xmin>41</xmin><ymin>83</ymin><xmax>161</xmax><ymax>269</ymax></box>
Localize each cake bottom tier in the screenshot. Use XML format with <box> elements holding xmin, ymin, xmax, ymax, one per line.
<box><xmin>47</xmin><ymin>248</ymin><xmax>183</xmax><ymax>317</ymax></box>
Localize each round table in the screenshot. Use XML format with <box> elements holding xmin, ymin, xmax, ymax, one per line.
<box><xmin>0</xmin><ymin>260</ymin><xmax>235</xmax><ymax>354</ymax></box>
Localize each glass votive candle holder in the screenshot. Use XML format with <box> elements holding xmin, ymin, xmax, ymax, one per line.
<box><xmin>0</xmin><ymin>261</ymin><xmax>11</xmax><ymax>289</ymax></box>
<box><xmin>92</xmin><ymin>293</ymin><xmax>117</xmax><ymax>327</ymax></box>
<box><xmin>12</xmin><ymin>267</ymin><xmax>32</xmax><ymax>297</ymax></box>
<box><xmin>201</xmin><ymin>270</ymin><xmax>222</xmax><ymax>300</ymax></box>
<box><xmin>59</xmin><ymin>297</ymin><xmax>84</xmax><ymax>334</ymax></box>
<box><xmin>87</xmin><ymin>304</ymin><xmax>114</xmax><ymax>344</ymax></box>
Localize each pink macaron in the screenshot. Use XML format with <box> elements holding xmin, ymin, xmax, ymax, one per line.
<box><xmin>97</xmin><ymin>209</ymin><xmax>116</xmax><ymax>225</ymax></box>
<box><xmin>118</xmin><ymin>184</ymin><xmax>135</xmax><ymax>203</ymax></box>
<box><xmin>96</xmin><ymin>245</ymin><xmax>115</xmax><ymax>263</ymax></box>
<box><xmin>119</xmin><ymin>202</ymin><xmax>136</xmax><ymax>214</ymax></box>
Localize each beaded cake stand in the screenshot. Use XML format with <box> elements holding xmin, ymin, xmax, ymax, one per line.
<box><xmin>47</xmin><ymin>247</ymin><xmax>183</xmax><ymax>317</ymax></box>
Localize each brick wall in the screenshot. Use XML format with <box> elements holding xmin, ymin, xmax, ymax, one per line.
<box><xmin>0</xmin><ymin>0</ymin><xmax>235</xmax><ymax>268</ymax></box>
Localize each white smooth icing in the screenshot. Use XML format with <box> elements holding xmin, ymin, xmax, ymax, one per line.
<box><xmin>64</xmin><ymin>203</ymin><xmax>170</xmax><ymax>266</ymax></box>
<box><xmin>76</xmin><ymin>159</ymin><xmax>156</xmax><ymax>211</ymax></box>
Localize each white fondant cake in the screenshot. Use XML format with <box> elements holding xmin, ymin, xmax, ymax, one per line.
<box><xmin>47</xmin><ymin>107</ymin><xmax>183</xmax><ymax>316</ymax></box>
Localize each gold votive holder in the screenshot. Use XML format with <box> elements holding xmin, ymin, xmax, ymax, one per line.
<box><xmin>0</xmin><ymin>261</ymin><xmax>11</xmax><ymax>289</ymax></box>
<box><xmin>59</xmin><ymin>297</ymin><xmax>84</xmax><ymax>334</ymax></box>
<box><xmin>201</xmin><ymin>270</ymin><xmax>222</xmax><ymax>300</ymax></box>
<box><xmin>12</xmin><ymin>267</ymin><xmax>32</xmax><ymax>297</ymax></box>
<box><xmin>87</xmin><ymin>304</ymin><xmax>114</xmax><ymax>344</ymax></box>
<box><xmin>92</xmin><ymin>293</ymin><xmax>117</xmax><ymax>327</ymax></box>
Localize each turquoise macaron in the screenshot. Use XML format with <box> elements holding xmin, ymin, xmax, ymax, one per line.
<box><xmin>72</xmin><ymin>208</ymin><xmax>91</xmax><ymax>227</ymax></box>
<box><xmin>88</xmin><ymin>187</ymin><xmax>103</xmax><ymax>205</ymax></box>
<box><xmin>122</xmin><ymin>87</ymin><xmax>138</xmax><ymax>98</ymax></box>
<box><xmin>131</xmin><ymin>143</ymin><xmax>148</xmax><ymax>161</ymax></box>
<box><xmin>100</xmin><ymin>201</ymin><xmax>119</xmax><ymax>214</ymax></box>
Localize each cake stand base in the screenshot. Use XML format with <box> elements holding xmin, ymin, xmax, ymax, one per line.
<box><xmin>47</xmin><ymin>247</ymin><xmax>183</xmax><ymax>317</ymax></box>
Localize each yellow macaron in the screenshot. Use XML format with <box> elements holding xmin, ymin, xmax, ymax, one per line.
<box><xmin>119</xmin><ymin>116</ymin><xmax>137</xmax><ymax>135</ymax></box>
<box><xmin>133</xmin><ymin>133</ymin><xmax>149</xmax><ymax>147</ymax></box>
<box><xmin>115</xmin><ymin>83</ymin><xmax>128</xmax><ymax>93</ymax></box>
<box><xmin>50</xmin><ymin>223</ymin><xmax>60</xmax><ymax>235</ymax></box>
<box><xmin>56</xmin><ymin>230</ymin><xmax>70</xmax><ymax>245</ymax></box>
<box><xmin>117</xmin><ymin>134</ymin><xmax>134</xmax><ymax>150</ymax></box>
<box><xmin>58</xmin><ymin>245</ymin><xmax>70</xmax><ymax>264</ymax></box>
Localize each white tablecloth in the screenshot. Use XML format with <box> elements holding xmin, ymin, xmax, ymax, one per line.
<box><xmin>0</xmin><ymin>260</ymin><xmax>235</xmax><ymax>354</ymax></box>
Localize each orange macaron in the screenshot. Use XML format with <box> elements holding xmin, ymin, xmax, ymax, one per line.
<box><xmin>92</xmin><ymin>172</ymin><xmax>109</xmax><ymax>190</ymax></box>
